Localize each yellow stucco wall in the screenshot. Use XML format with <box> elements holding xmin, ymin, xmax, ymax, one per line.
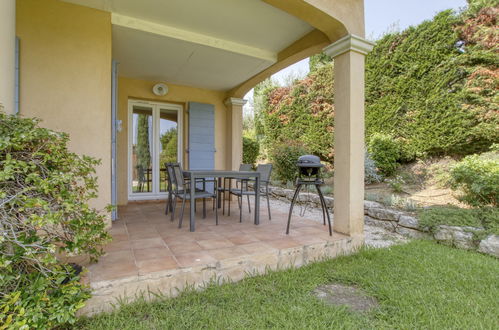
<box><xmin>117</xmin><ymin>77</ymin><xmax>228</xmax><ymax>205</ymax></box>
<box><xmin>16</xmin><ymin>0</ymin><xmax>112</xmax><ymax>222</ymax></box>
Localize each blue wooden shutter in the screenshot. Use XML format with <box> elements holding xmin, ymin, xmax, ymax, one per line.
<box><xmin>188</xmin><ymin>102</ymin><xmax>215</xmax><ymax>192</ymax></box>
<box><xmin>188</xmin><ymin>102</ymin><xmax>215</xmax><ymax>170</ymax></box>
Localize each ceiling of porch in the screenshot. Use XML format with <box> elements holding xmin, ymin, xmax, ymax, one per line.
<box><xmin>62</xmin><ymin>0</ymin><xmax>317</xmax><ymax>91</ymax></box>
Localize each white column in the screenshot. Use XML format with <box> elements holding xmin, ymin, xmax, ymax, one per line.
<box><xmin>324</xmin><ymin>35</ymin><xmax>374</xmax><ymax>237</ymax></box>
<box><xmin>0</xmin><ymin>0</ymin><xmax>16</xmax><ymax>114</ymax></box>
<box><xmin>224</xmin><ymin>97</ymin><xmax>247</xmax><ymax>170</ymax></box>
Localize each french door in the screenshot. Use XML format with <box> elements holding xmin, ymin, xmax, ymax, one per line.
<box><xmin>128</xmin><ymin>100</ymin><xmax>183</xmax><ymax>200</ymax></box>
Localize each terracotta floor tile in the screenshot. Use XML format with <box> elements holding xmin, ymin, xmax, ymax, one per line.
<box><xmin>239</xmin><ymin>242</ymin><xmax>278</xmax><ymax>255</ymax></box>
<box><xmin>98</xmin><ymin>250</ymin><xmax>134</xmax><ymax>264</ymax></box>
<box><xmin>168</xmin><ymin>242</ymin><xmax>203</xmax><ymax>255</ymax></box>
<box><xmin>136</xmin><ymin>257</ymin><xmax>178</xmax><ymax>275</ymax></box>
<box><xmin>252</xmin><ymin>231</ymin><xmax>286</xmax><ymax>242</ymax></box>
<box><xmin>110</xmin><ymin>233</ymin><xmax>130</xmax><ymax>242</ymax></box>
<box><xmin>265</xmin><ymin>238</ymin><xmax>302</xmax><ymax>250</ymax></box>
<box><xmin>133</xmin><ymin>247</ymin><xmax>172</xmax><ymax>262</ymax></box>
<box><xmin>128</xmin><ymin>230</ymin><xmax>161</xmax><ymax>240</ymax></box>
<box><xmin>207</xmin><ymin>246</ymin><xmax>249</xmax><ymax>260</ymax></box>
<box><xmin>104</xmin><ymin>240</ymin><xmax>132</xmax><ymax>253</ymax></box>
<box><xmin>292</xmin><ymin>235</ymin><xmax>327</xmax><ymax>245</ymax></box>
<box><xmin>175</xmin><ymin>252</ymin><xmax>217</xmax><ymax>268</ymax></box>
<box><xmin>90</xmin><ymin>261</ymin><xmax>138</xmax><ymax>282</ymax></box>
<box><xmin>197</xmin><ymin>238</ymin><xmax>234</xmax><ymax>250</ymax></box>
<box><xmin>162</xmin><ymin>234</ymin><xmax>197</xmax><ymax>245</ymax></box>
<box><xmin>225</xmin><ymin>234</ymin><xmax>260</xmax><ymax>245</ymax></box>
<box><xmin>131</xmin><ymin>237</ymin><xmax>166</xmax><ymax>250</ymax></box>
<box><xmin>296</xmin><ymin>226</ymin><xmax>328</xmax><ymax>235</ymax></box>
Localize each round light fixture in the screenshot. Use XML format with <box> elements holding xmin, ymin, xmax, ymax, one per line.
<box><xmin>152</xmin><ymin>83</ymin><xmax>168</xmax><ymax>96</ymax></box>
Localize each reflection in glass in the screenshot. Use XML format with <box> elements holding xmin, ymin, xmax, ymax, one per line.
<box><xmin>159</xmin><ymin>109</ymin><xmax>178</xmax><ymax>192</ymax></box>
<box><xmin>132</xmin><ymin>106</ymin><xmax>153</xmax><ymax>193</ymax></box>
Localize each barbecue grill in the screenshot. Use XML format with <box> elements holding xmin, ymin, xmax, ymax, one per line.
<box><xmin>286</xmin><ymin>155</ymin><xmax>332</xmax><ymax>235</ymax></box>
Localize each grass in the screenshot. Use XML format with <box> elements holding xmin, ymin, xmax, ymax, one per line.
<box><xmin>76</xmin><ymin>241</ymin><xmax>499</xmax><ymax>329</ymax></box>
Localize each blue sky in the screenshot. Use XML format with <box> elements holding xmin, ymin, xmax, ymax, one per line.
<box><xmin>244</xmin><ymin>0</ymin><xmax>468</xmax><ymax>105</ymax></box>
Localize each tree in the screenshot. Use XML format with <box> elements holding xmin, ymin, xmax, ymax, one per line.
<box><xmin>136</xmin><ymin>114</ymin><xmax>151</xmax><ymax>169</ymax></box>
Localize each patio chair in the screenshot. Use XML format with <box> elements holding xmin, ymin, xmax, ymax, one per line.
<box><xmin>217</xmin><ymin>163</ymin><xmax>253</xmax><ymax>215</ymax></box>
<box><xmin>165</xmin><ymin>163</ymin><xmax>211</xmax><ymax>218</ymax></box>
<box><xmin>229</xmin><ymin>164</ymin><xmax>273</xmax><ymax>223</ymax></box>
<box><xmin>164</xmin><ymin>163</ymin><xmax>174</xmax><ymax>215</ymax></box>
<box><xmin>136</xmin><ymin>164</ymin><xmax>152</xmax><ymax>192</ymax></box>
<box><xmin>170</xmin><ymin>163</ymin><xmax>219</xmax><ymax>228</ymax></box>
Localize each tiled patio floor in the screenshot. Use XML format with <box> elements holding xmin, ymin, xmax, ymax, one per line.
<box><xmin>82</xmin><ymin>199</ymin><xmax>362</xmax><ymax>315</ymax></box>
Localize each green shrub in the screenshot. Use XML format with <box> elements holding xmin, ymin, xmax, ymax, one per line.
<box><xmin>269</xmin><ymin>142</ymin><xmax>309</xmax><ymax>184</ymax></box>
<box><xmin>449</xmin><ymin>151</ymin><xmax>499</xmax><ymax>207</ymax></box>
<box><xmin>258</xmin><ymin>3</ymin><xmax>498</xmax><ymax>162</ymax></box>
<box><xmin>419</xmin><ymin>206</ymin><xmax>499</xmax><ymax>236</ymax></box>
<box><xmin>242</xmin><ymin>136</ymin><xmax>259</xmax><ymax>166</ymax></box>
<box><xmin>368</xmin><ymin>133</ymin><xmax>401</xmax><ymax>176</ymax></box>
<box><xmin>0</xmin><ymin>113</ymin><xmax>110</xmax><ymax>329</ymax></box>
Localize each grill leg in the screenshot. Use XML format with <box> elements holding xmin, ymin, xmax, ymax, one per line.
<box><xmin>316</xmin><ymin>186</ymin><xmax>332</xmax><ymax>236</ymax></box>
<box><xmin>286</xmin><ymin>184</ymin><xmax>302</xmax><ymax>234</ymax></box>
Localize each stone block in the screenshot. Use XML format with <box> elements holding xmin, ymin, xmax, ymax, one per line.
<box><xmin>366</xmin><ymin>207</ymin><xmax>402</xmax><ymax>221</ymax></box>
<box><xmin>398</xmin><ymin>215</ymin><xmax>419</xmax><ymax>229</ymax></box>
<box><xmin>434</xmin><ymin>225</ymin><xmax>478</xmax><ymax>250</ymax></box>
<box><xmin>478</xmin><ymin>235</ymin><xmax>499</xmax><ymax>258</ymax></box>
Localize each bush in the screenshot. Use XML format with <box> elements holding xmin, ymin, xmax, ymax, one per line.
<box><xmin>269</xmin><ymin>142</ymin><xmax>309</xmax><ymax>184</ymax></box>
<box><xmin>368</xmin><ymin>133</ymin><xmax>401</xmax><ymax>176</ymax></box>
<box><xmin>242</xmin><ymin>136</ymin><xmax>259</xmax><ymax>166</ymax></box>
<box><xmin>449</xmin><ymin>151</ymin><xmax>499</xmax><ymax>207</ymax></box>
<box><xmin>419</xmin><ymin>206</ymin><xmax>499</xmax><ymax>236</ymax></box>
<box><xmin>0</xmin><ymin>113</ymin><xmax>110</xmax><ymax>328</ymax></box>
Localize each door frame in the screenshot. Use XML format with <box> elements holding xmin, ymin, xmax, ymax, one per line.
<box><xmin>127</xmin><ymin>99</ymin><xmax>183</xmax><ymax>201</ymax></box>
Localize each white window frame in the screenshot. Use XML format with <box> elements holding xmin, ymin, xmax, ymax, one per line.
<box><xmin>127</xmin><ymin>99</ymin><xmax>183</xmax><ymax>201</ymax></box>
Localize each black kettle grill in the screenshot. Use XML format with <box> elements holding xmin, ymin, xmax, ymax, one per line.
<box><xmin>286</xmin><ymin>155</ymin><xmax>332</xmax><ymax>235</ymax></box>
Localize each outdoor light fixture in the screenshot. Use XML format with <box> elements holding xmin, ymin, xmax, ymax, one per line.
<box><xmin>152</xmin><ymin>83</ymin><xmax>169</xmax><ymax>96</ymax></box>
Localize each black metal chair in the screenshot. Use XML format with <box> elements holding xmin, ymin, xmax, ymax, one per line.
<box><xmin>136</xmin><ymin>164</ymin><xmax>152</xmax><ymax>192</ymax></box>
<box><xmin>165</xmin><ymin>163</ymin><xmax>209</xmax><ymax>217</ymax></box>
<box><xmin>229</xmin><ymin>164</ymin><xmax>272</xmax><ymax>222</ymax></box>
<box><xmin>217</xmin><ymin>163</ymin><xmax>252</xmax><ymax>215</ymax></box>
<box><xmin>170</xmin><ymin>163</ymin><xmax>218</xmax><ymax>228</ymax></box>
<box><xmin>164</xmin><ymin>163</ymin><xmax>174</xmax><ymax>215</ymax></box>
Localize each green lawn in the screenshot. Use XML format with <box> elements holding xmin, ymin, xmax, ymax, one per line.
<box><xmin>77</xmin><ymin>241</ymin><xmax>499</xmax><ymax>329</ymax></box>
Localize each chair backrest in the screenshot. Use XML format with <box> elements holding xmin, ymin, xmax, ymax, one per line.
<box><xmin>171</xmin><ymin>163</ymin><xmax>185</xmax><ymax>191</ymax></box>
<box><xmin>164</xmin><ymin>163</ymin><xmax>173</xmax><ymax>191</ymax></box>
<box><xmin>239</xmin><ymin>163</ymin><xmax>252</xmax><ymax>172</ymax></box>
<box><xmin>136</xmin><ymin>164</ymin><xmax>146</xmax><ymax>183</ymax></box>
<box><xmin>256</xmin><ymin>164</ymin><xmax>272</xmax><ymax>183</ymax></box>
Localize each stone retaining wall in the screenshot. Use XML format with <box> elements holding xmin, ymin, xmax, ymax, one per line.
<box><xmin>269</xmin><ymin>186</ymin><xmax>499</xmax><ymax>258</ymax></box>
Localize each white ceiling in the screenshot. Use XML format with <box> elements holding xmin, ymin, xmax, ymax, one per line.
<box><xmin>63</xmin><ymin>0</ymin><xmax>314</xmax><ymax>91</ymax></box>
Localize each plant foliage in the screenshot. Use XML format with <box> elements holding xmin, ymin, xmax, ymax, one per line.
<box><xmin>269</xmin><ymin>142</ymin><xmax>309</xmax><ymax>184</ymax></box>
<box><xmin>449</xmin><ymin>149</ymin><xmax>499</xmax><ymax>207</ymax></box>
<box><xmin>242</xmin><ymin>136</ymin><xmax>259</xmax><ymax>167</ymax></box>
<box><xmin>257</xmin><ymin>1</ymin><xmax>498</xmax><ymax>165</ymax></box>
<box><xmin>0</xmin><ymin>113</ymin><xmax>110</xmax><ymax>329</ymax></box>
<box><xmin>368</xmin><ymin>133</ymin><xmax>401</xmax><ymax>176</ymax></box>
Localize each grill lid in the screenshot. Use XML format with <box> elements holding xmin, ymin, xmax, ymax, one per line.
<box><xmin>297</xmin><ymin>155</ymin><xmax>323</xmax><ymax>168</ymax></box>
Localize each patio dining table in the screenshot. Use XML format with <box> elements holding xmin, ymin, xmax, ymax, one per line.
<box><xmin>183</xmin><ymin>170</ymin><xmax>261</xmax><ymax>232</ymax></box>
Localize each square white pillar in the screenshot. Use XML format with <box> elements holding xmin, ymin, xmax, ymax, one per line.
<box><xmin>224</xmin><ymin>97</ymin><xmax>247</xmax><ymax>170</ymax></box>
<box><xmin>0</xmin><ymin>0</ymin><xmax>16</xmax><ymax>114</ymax></box>
<box><xmin>324</xmin><ymin>35</ymin><xmax>374</xmax><ymax>237</ymax></box>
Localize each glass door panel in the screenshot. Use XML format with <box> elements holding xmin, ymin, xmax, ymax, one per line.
<box><xmin>131</xmin><ymin>105</ymin><xmax>153</xmax><ymax>194</ymax></box>
<box><xmin>158</xmin><ymin>108</ymin><xmax>179</xmax><ymax>192</ymax></box>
